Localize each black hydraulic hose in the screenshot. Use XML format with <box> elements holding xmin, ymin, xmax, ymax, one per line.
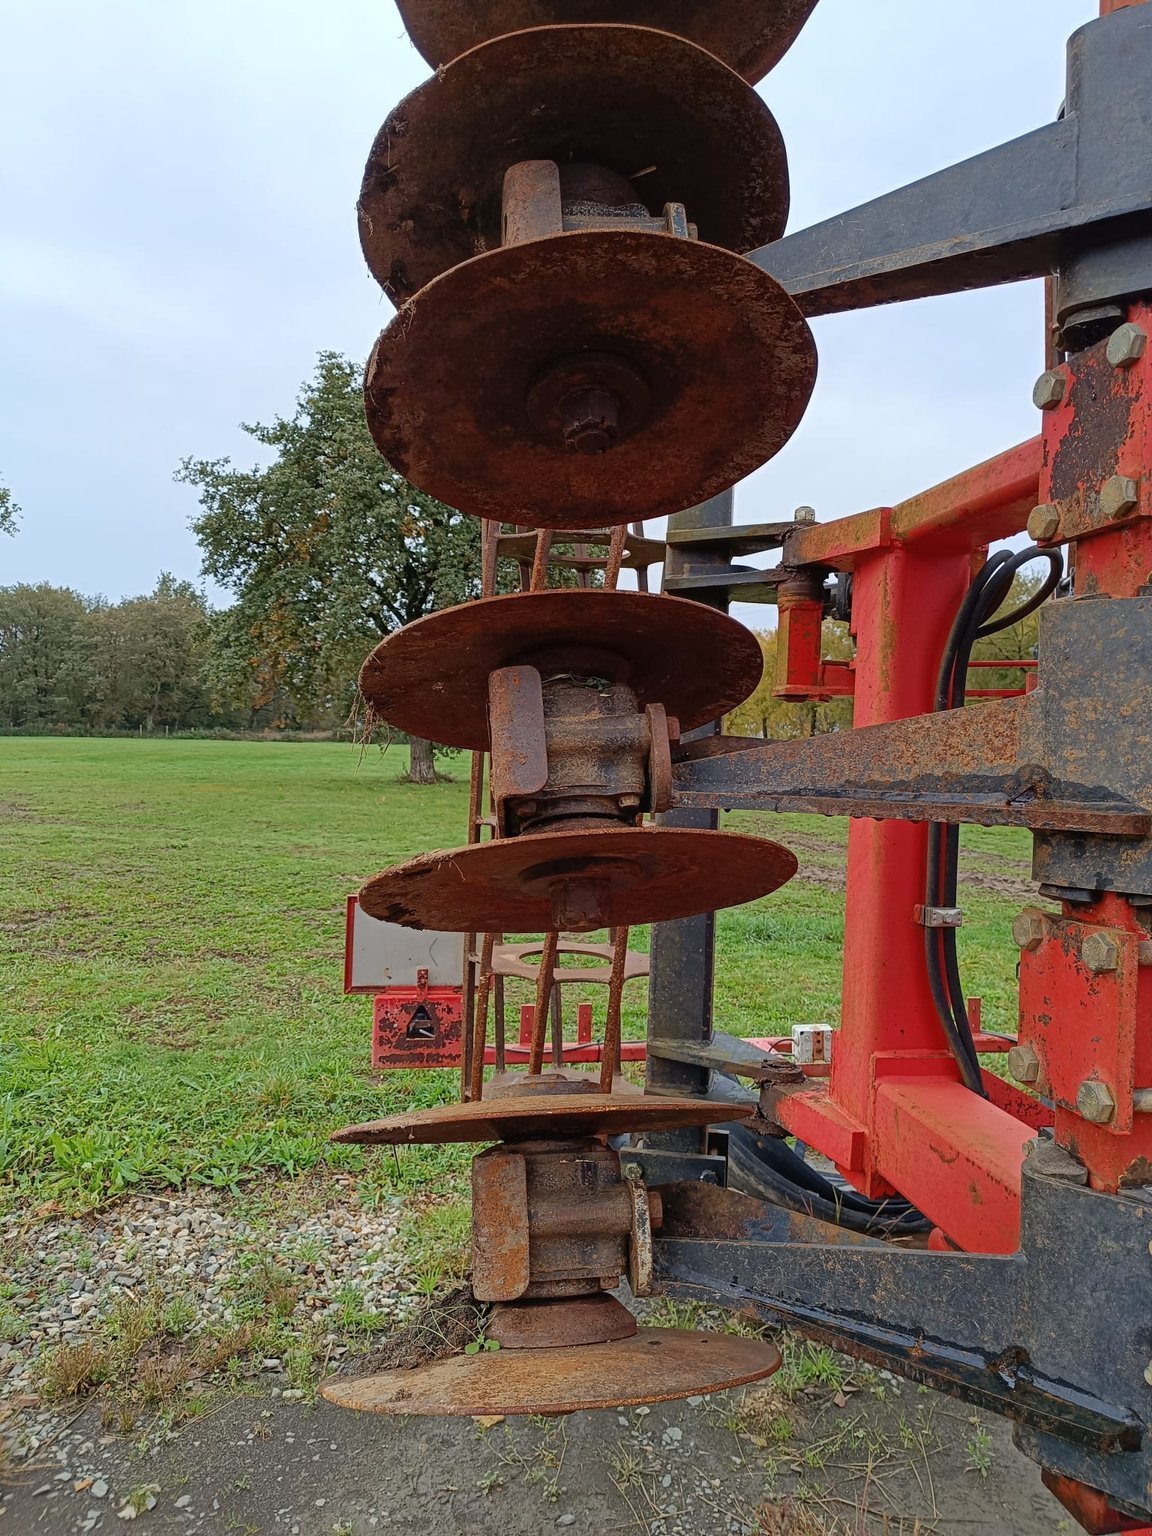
<box><xmin>927</xmin><ymin>545</ymin><xmax>1064</xmax><ymax>1095</ymax></box>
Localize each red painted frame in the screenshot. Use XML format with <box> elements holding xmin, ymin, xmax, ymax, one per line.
<box><xmin>771</xmin><ymin>302</ymin><xmax>1152</xmax><ymax>1255</ymax></box>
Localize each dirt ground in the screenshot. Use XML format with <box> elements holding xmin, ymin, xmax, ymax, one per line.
<box><xmin>1</xmin><ymin>1377</ymin><xmax>1075</xmax><ymax>1536</ymax></box>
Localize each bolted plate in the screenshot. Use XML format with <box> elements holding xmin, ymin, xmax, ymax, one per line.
<box><xmin>321</xmin><ymin>1326</ymin><xmax>781</xmax><ymax>1416</ymax></box>
<box><xmin>394</xmin><ymin>0</ymin><xmax>819</xmax><ymax>85</ymax></box>
<box><xmin>360</xmin><ymin>24</ymin><xmax>789</xmax><ymax>301</ymax></box>
<box><xmin>364</xmin><ymin>230</ymin><xmax>817</xmax><ymax>529</ymax></box>
<box><xmin>358</xmin><ymin>590</ymin><xmax>763</xmax><ymax>749</ymax></box>
<box><xmin>331</xmin><ymin>1089</ymin><xmax>751</xmax><ymax>1145</ymax></box>
<box><xmin>357</xmin><ymin>825</ymin><xmax>798</xmax><ymax>934</ymax></box>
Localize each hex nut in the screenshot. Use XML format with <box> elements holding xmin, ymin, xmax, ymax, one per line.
<box><xmin>1026</xmin><ymin>504</ymin><xmax>1061</xmax><ymax>543</ymax></box>
<box><xmin>1007</xmin><ymin>1043</ymin><xmax>1040</xmax><ymax>1084</ymax></box>
<box><xmin>1101</xmin><ymin>475</ymin><xmax>1140</xmax><ymax>521</ymax></box>
<box><xmin>793</xmin><ymin>505</ymin><xmax>817</xmax><ymax>525</ymax></box>
<box><xmin>1032</xmin><ymin>370</ymin><xmax>1066</xmax><ymax>410</ymax></box>
<box><xmin>1106</xmin><ymin>322</ymin><xmax>1148</xmax><ymax>369</ymax></box>
<box><xmin>1012</xmin><ymin>911</ymin><xmax>1048</xmax><ymax>952</ymax></box>
<box><xmin>1081</xmin><ymin>931</ymin><xmax>1121</xmax><ymax>974</ymax></box>
<box><xmin>1076</xmin><ymin>1079</ymin><xmax>1116</xmax><ymax>1125</ymax></box>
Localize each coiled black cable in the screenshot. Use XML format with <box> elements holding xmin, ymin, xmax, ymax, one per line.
<box><xmin>926</xmin><ymin>545</ymin><xmax>1064</xmax><ymax>1095</ymax></box>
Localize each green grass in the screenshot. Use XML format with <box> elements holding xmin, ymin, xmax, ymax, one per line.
<box><xmin>0</xmin><ymin>739</ymin><xmax>1032</xmax><ymax>1210</ymax></box>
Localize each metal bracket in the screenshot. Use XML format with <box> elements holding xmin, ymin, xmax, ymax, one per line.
<box><xmin>750</xmin><ymin>8</ymin><xmax>1152</xmax><ymax>325</ymax></box>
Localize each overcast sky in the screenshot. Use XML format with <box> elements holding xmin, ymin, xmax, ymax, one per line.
<box><xmin>0</xmin><ymin>0</ymin><xmax>1095</xmax><ymax>612</ymax></box>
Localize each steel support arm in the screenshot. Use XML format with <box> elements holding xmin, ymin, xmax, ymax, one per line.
<box><xmin>670</xmin><ymin>693</ymin><xmax>1149</xmax><ymax>834</ymax></box>
<box><xmin>750</xmin><ymin>6</ymin><xmax>1152</xmax><ymax>318</ymax></box>
<box><xmin>653</xmin><ymin>1152</ymin><xmax>1151</xmax><ymax>1467</ymax></box>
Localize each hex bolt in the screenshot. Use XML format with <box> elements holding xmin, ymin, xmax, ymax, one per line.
<box><xmin>1026</xmin><ymin>504</ymin><xmax>1061</xmax><ymax>543</ymax></box>
<box><xmin>1081</xmin><ymin>931</ymin><xmax>1121</xmax><ymax>974</ymax></box>
<box><xmin>1076</xmin><ymin>1079</ymin><xmax>1116</xmax><ymax>1125</ymax></box>
<box><xmin>1007</xmin><ymin>1043</ymin><xmax>1040</xmax><ymax>1084</ymax></box>
<box><xmin>1032</xmin><ymin>370</ymin><xmax>1066</xmax><ymax>410</ymax></box>
<box><xmin>1101</xmin><ymin>475</ymin><xmax>1140</xmax><ymax>521</ymax></box>
<box><xmin>1106</xmin><ymin>322</ymin><xmax>1148</xmax><ymax>370</ymax></box>
<box><xmin>793</xmin><ymin>505</ymin><xmax>817</xmax><ymax>525</ymax></box>
<box><xmin>622</xmin><ymin>1162</ymin><xmax>642</xmax><ymax>1182</ymax></box>
<box><xmin>1012</xmin><ymin>910</ymin><xmax>1048</xmax><ymax>952</ymax></box>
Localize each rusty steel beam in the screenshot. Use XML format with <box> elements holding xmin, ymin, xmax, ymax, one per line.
<box><xmin>670</xmin><ymin>694</ymin><xmax>1150</xmax><ymax>834</ymax></box>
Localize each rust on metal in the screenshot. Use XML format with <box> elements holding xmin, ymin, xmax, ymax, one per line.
<box><xmin>599</xmin><ymin>930</ymin><xmax>631</xmax><ymax>1094</ymax></box>
<box><xmin>488</xmin><ymin>666</ymin><xmax>549</xmax><ymax>808</ymax></box>
<box><xmin>502</xmin><ymin>159</ymin><xmax>563</xmax><ymax>246</ymax></box>
<box><xmin>359</xmin><ymin>25</ymin><xmax>790</xmax><ymax>300</ymax></box>
<box><xmin>356</xmin><ymin>824</ymin><xmax>798</xmax><ymax>935</ymax></box>
<box><xmin>363</xmin><ymin>231</ymin><xmax>816</xmax><ymax>528</ymax></box>
<box><xmin>321</xmin><ymin>1327</ymin><xmax>782</xmax><ymax>1417</ymax></box>
<box><xmin>392</xmin><ymin>0</ymin><xmax>820</xmax><ymax>85</ymax></box>
<box><xmin>528</xmin><ymin>931</ymin><xmax>561</xmax><ymax>1074</ymax></box>
<box><xmin>490</xmin><ymin>939</ymin><xmax>649</xmax><ymax>987</ymax></box>
<box><xmin>672</xmin><ymin>695</ymin><xmax>1152</xmax><ymax>834</ymax></box>
<box><xmin>488</xmin><ymin>1294</ymin><xmax>637</xmax><ymax>1350</ymax></box>
<box><xmin>495</xmin><ymin>526</ymin><xmax>665</xmax><ymax>574</ymax></box>
<box><xmin>358</xmin><ymin>590</ymin><xmax>763</xmax><ymax>750</ymax></box>
<box><xmin>471</xmin><ymin>1146</ymin><xmax>530</xmax><ymax>1301</ymax></box>
<box><xmin>330</xmin><ymin>1091</ymin><xmax>754</xmax><ymax>1146</ymax></box>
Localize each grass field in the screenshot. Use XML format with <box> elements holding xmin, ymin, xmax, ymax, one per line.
<box><xmin>0</xmin><ymin>739</ymin><xmax>1034</xmax><ymax>1212</ymax></box>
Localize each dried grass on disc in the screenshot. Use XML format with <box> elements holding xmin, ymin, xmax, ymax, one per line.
<box><xmin>333</xmin><ymin>1288</ymin><xmax>488</xmax><ymax>1375</ymax></box>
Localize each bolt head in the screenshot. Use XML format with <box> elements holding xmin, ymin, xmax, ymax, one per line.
<box><xmin>1106</xmin><ymin>323</ymin><xmax>1148</xmax><ymax>370</ymax></box>
<box><xmin>793</xmin><ymin>505</ymin><xmax>817</xmax><ymax>525</ymax></box>
<box><xmin>1027</xmin><ymin>504</ymin><xmax>1061</xmax><ymax>543</ymax></box>
<box><xmin>1012</xmin><ymin>910</ymin><xmax>1048</xmax><ymax>952</ymax></box>
<box><xmin>1007</xmin><ymin>1043</ymin><xmax>1041</xmax><ymax>1084</ymax></box>
<box><xmin>1082</xmin><ymin>931</ymin><xmax>1121</xmax><ymax>974</ymax></box>
<box><xmin>1100</xmin><ymin>474</ymin><xmax>1140</xmax><ymax>521</ymax></box>
<box><xmin>1076</xmin><ymin>1079</ymin><xmax>1116</xmax><ymax>1125</ymax></box>
<box><xmin>1032</xmin><ymin>370</ymin><xmax>1066</xmax><ymax>410</ymax></box>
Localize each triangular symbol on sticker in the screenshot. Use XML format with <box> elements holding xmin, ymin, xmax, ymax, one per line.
<box><xmin>406</xmin><ymin>1003</ymin><xmax>435</xmax><ymax>1038</ymax></box>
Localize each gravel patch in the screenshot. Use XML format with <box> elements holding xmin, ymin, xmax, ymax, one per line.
<box><xmin>0</xmin><ymin>1176</ymin><xmax>417</xmax><ymax>1467</ymax></box>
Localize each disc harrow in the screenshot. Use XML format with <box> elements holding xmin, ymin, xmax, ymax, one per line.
<box><xmin>328</xmin><ymin>0</ymin><xmax>818</xmax><ymax>1417</ymax></box>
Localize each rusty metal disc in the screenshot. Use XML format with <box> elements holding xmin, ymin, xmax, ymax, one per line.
<box><xmin>321</xmin><ymin>1326</ymin><xmax>781</xmax><ymax>1416</ymax></box>
<box><xmin>356</xmin><ymin>825</ymin><xmax>798</xmax><ymax>934</ymax></box>
<box><xmin>358</xmin><ymin>591</ymin><xmax>763</xmax><ymax>749</ymax></box>
<box><xmin>361</xmin><ymin>24</ymin><xmax>788</xmax><ymax>302</ymax></box>
<box><xmin>330</xmin><ymin>1090</ymin><xmax>752</xmax><ymax>1146</ymax></box>
<box><xmin>364</xmin><ymin>230</ymin><xmax>817</xmax><ymax>529</ymax></box>
<box><xmin>394</xmin><ymin>1</ymin><xmax>818</xmax><ymax>85</ymax></box>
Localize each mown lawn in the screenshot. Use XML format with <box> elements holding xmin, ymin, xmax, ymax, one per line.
<box><xmin>0</xmin><ymin>739</ymin><xmax>1031</xmax><ymax>1210</ymax></box>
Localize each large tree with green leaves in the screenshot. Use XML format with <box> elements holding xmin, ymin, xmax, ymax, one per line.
<box><xmin>177</xmin><ymin>353</ymin><xmax>481</xmax><ymax>780</ymax></box>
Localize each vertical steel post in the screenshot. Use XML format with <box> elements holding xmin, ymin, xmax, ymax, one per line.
<box><xmin>647</xmin><ymin>491</ymin><xmax>734</xmax><ymax>1104</ymax></box>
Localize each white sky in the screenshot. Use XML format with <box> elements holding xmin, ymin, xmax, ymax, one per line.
<box><xmin>0</xmin><ymin>0</ymin><xmax>1096</xmax><ymax>612</ymax></box>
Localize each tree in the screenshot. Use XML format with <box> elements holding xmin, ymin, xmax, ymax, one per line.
<box><xmin>0</xmin><ymin>477</ymin><xmax>18</xmax><ymax>540</ymax></box>
<box><xmin>81</xmin><ymin>575</ymin><xmax>216</xmax><ymax>731</ymax></box>
<box><xmin>726</xmin><ymin>623</ymin><xmax>855</xmax><ymax>740</ymax></box>
<box><xmin>177</xmin><ymin>353</ymin><xmax>481</xmax><ymax>781</ymax></box>
<box><xmin>0</xmin><ymin>584</ymin><xmax>90</xmax><ymax>727</ymax></box>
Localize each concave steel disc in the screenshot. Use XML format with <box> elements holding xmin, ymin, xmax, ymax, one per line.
<box><xmin>394</xmin><ymin>0</ymin><xmax>819</xmax><ymax>85</ymax></box>
<box><xmin>321</xmin><ymin>1327</ymin><xmax>781</xmax><ymax>1416</ymax></box>
<box><xmin>357</xmin><ymin>825</ymin><xmax>798</xmax><ymax>934</ymax></box>
<box><xmin>364</xmin><ymin>230</ymin><xmax>817</xmax><ymax>529</ymax></box>
<box><xmin>358</xmin><ymin>590</ymin><xmax>763</xmax><ymax>750</ymax></box>
<box><xmin>331</xmin><ymin>1090</ymin><xmax>752</xmax><ymax>1146</ymax></box>
<box><xmin>360</xmin><ymin>24</ymin><xmax>789</xmax><ymax>301</ymax></box>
